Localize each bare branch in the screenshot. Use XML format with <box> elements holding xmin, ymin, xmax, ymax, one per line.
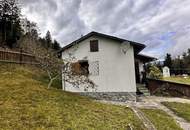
<box><xmin>18</xmin><ymin>35</ymin><xmax>96</xmax><ymax>91</ymax></box>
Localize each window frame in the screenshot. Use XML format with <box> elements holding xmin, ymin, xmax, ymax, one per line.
<box><xmin>90</xmin><ymin>40</ymin><xmax>99</xmax><ymax>52</ymax></box>
<box><xmin>71</xmin><ymin>60</ymin><xmax>89</xmax><ymax>75</ymax></box>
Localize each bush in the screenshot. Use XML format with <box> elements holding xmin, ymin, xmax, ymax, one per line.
<box><xmin>148</xmin><ymin>65</ymin><xmax>162</xmax><ymax>79</ymax></box>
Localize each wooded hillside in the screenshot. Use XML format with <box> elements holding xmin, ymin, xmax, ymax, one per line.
<box><xmin>0</xmin><ymin>0</ymin><xmax>61</xmax><ymax>51</ymax></box>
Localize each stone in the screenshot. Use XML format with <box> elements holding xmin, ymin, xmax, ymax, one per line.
<box><xmin>79</xmin><ymin>92</ymin><xmax>136</xmax><ymax>102</ymax></box>
<box><xmin>163</xmin><ymin>66</ymin><xmax>170</xmax><ymax>77</ymax></box>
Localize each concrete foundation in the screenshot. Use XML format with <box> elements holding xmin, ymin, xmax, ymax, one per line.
<box><xmin>79</xmin><ymin>92</ymin><xmax>137</xmax><ymax>102</ymax></box>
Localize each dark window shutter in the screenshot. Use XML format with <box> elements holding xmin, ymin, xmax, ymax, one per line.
<box><xmin>90</xmin><ymin>40</ymin><xmax>99</xmax><ymax>52</ymax></box>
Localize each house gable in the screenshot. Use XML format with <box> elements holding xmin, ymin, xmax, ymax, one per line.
<box><xmin>60</xmin><ymin>31</ymin><xmax>146</xmax><ymax>54</ymax></box>
<box><xmin>62</xmin><ymin>34</ymin><xmax>137</xmax><ymax>93</ymax></box>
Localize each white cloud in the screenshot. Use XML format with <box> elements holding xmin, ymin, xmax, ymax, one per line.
<box><xmin>20</xmin><ymin>0</ymin><xmax>190</xmax><ymax>58</ymax></box>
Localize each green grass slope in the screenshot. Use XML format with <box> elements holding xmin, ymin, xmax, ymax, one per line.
<box><xmin>0</xmin><ymin>64</ymin><xmax>145</xmax><ymax>130</ymax></box>
<box><xmin>162</xmin><ymin>102</ymin><xmax>190</xmax><ymax>122</ymax></box>
<box><xmin>141</xmin><ymin>109</ymin><xmax>182</xmax><ymax>130</ymax></box>
<box><xmin>163</xmin><ymin>77</ymin><xmax>190</xmax><ymax>85</ymax></box>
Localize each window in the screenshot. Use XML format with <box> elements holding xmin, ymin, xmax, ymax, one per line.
<box><xmin>90</xmin><ymin>40</ymin><xmax>99</xmax><ymax>52</ymax></box>
<box><xmin>71</xmin><ymin>60</ymin><xmax>89</xmax><ymax>75</ymax></box>
<box><xmin>89</xmin><ymin>61</ymin><xmax>99</xmax><ymax>76</ymax></box>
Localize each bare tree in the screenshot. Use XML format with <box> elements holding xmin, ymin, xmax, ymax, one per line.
<box><xmin>62</xmin><ymin>49</ymin><xmax>96</xmax><ymax>91</ymax></box>
<box><xmin>19</xmin><ymin>36</ymin><xmax>96</xmax><ymax>90</ymax></box>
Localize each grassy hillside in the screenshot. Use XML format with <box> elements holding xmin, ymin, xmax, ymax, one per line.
<box><xmin>162</xmin><ymin>102</ymin><xmax>190</xmax><ymax>122</ymax></box>
<box><xmin>0</xmin><ymin>64</ymin><xmax>145</xmax><ymax>130</ymax></box>
<box><xmin>163</xmin><ymin>77</ymin><xmax>190</xmax><ymax>85</ymax></box>
<box><xmin>141</xmin><ymin>109</ymin><xmax>182</xmax><ymax>130</ymax></box>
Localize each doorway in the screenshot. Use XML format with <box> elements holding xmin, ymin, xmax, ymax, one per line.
<box><xmin>135</xmin><ymin>61</ymin><xmax>140</xmax><ymax>83</ymax></box>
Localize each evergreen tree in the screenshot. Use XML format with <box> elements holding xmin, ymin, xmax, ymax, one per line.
<box><xmin>45</xmin><ymin>30</ymin><xmax>52</xmax><ymax>48</ymax></box>
<box><xmin>188</xmin><ymin>49</ymin><xmax>190</xmax><ymax>56</ymax></box>
<box><xmin>21</xmin><ymin>18</ymin><xmax>39</xmax><ymax>40</ymax></box>
<box><xmin>187</xmin><ymin>49</ymin><xmax>190</xmax><ymax>68</ymax></box>
<box><xmin>52</xmin><ymin>40</ymin><xmax>61</xmax><ymax>51</ymax></box>
<box><xmin>0</xmin><ymin>0</ymin><xmax>22</xmax><ymax>48</ymax></box>
<box><xmin>39</xmin><ymin>37</ymin><xmax>46</xmax><ymax>48</ymax></box>
<box><xmin>164</xmin><ymin>53</ymin><xmax>172</xmax><ymax>68</ymax></box>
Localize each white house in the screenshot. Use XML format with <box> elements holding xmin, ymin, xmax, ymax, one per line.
<box><xmin>60</xmin><ymin>32</ymin><xmax>155</xmax><ymax>101</ymax></box>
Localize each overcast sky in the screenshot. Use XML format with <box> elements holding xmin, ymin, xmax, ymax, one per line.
<box><xmin>20</xmin><ymin>0</ymin><xmax>190</xmax><ymax>59</ymax></box>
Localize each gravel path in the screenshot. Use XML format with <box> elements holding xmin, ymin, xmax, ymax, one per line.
<box><xmin>155</xmin><ymin>101</ymin><xmax>190</xmax><ymax>130</ymax></box>
<box><xmin>99</xmin><ymin>100</ymin><xmax>156</xmax><ymax>130</ymax></box>
<box><xmin>98</xmin><ymin>96</ymin><xmax>190</xmax><ymax>130</ymax></box>
<box><xmin>139</xmin><ymin>96</ymin><xmax>190</xmax><ymax>130</ymax></box>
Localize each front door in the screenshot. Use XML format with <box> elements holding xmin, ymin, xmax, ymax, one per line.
<box><xmin>135</xmin><ymin>61</ymin><xmax>140</xmax><ymax>83</ymax></box>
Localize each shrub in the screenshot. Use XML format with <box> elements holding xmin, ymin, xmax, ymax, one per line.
<box><xmin>148</xmin><ymin>65</ymin><xmax>162</xmax><ymax>79</ymax></box>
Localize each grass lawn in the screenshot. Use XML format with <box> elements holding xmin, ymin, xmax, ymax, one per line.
<box><xmin>0</xmin><ymin>64</ymin><xmax>145</xmax><ymax>130</ymax></box>
<box><xmin>162</xmin><ymin>102</ymin><xmax>190</xmax><ymax>122</ymax></box>
<box><xmin>163</xmin><ymin>76</ymin><xmax>190</xmax><ymax>85</ymax></box>
<box><xmin>141</xmin><ymin>109</ymin><xmax>182</xmax><ymax>130</ymax></box>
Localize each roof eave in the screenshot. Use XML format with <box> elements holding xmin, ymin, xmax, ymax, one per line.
<box><xmin>135</xmin><ymin>54</ymin><xmax>157</xmax><ymax>63</ymax></box>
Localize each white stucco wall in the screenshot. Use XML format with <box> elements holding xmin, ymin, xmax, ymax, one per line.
<box><xmin>62</xmin><ymin>35</ymin><xmax>136</xmax><ymax>92</ymax></box>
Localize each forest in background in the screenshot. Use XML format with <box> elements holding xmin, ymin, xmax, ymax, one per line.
<box><xmin>147</xmin><ymin>50</ymin><xmax>190</xmax><ymax>75</ymax></box>
<box><xmin>163</xmin><ymin>50</ymin><xmax>190</xmax><ymax>75</ymax></box>
<box><xmin>0</xmin><ymin>0</ymin><xmax>61</xmax><ymax>51</ymax></box>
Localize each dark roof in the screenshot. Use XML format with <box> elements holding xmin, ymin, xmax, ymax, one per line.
<box><xmin>60</xmin><ymin>31</ymin><xmax>146</xmax><ymax>54</ymax></box>
<box><xmin>135</xmin><ymin>54</ymin><xmax>157</xmax><ymax>63</ymax></box>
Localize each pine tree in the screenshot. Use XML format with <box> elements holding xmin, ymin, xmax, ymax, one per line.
<box><xmin>45</xmin><ymin>30</ymin><xmax>52</xmax><ymax>48</ymax></box>
<box><xmin>186</xmin><ymin>48</ymin><xmax>190</xmax><ymax>68</ymax></box>
<box><xmin>0</xmin><ymin>0</ymin><xmax>22</xmax><ymax>48</ymax></box>
<box><xmin>52</xmin><ymin>40</ymin><xmax>61</xmax><ymax>51</ymax></box>
<box><xmin>164</xmin><ymin>53</ymin><xmax>172</xmax><ymax>68</ymax></box>
<box><xmin>21</xmin><ymin>18</ymin><xmax>38</xmax><ymax>40</ymax></box>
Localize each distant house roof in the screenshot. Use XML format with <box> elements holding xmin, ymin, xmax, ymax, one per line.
<box><xmin>60</xmin><ymin>31</ymin><xmax>146</xmax><ymax>54</ymax></box>
<box><xmin>135</xmin><ymin>54</ymin><xmax>157</xmax><ymax>63</ymax></box>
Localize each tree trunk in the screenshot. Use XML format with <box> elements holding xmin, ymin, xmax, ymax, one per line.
<box><xmin>48</xmin><ymin>78</ymin><xmax>54</xmax><ymax>89</ymax></box>
<box><xmin>47</xmin><ymin>76</ymin><xmax>58</xmax><ymax>89</ymax></box>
